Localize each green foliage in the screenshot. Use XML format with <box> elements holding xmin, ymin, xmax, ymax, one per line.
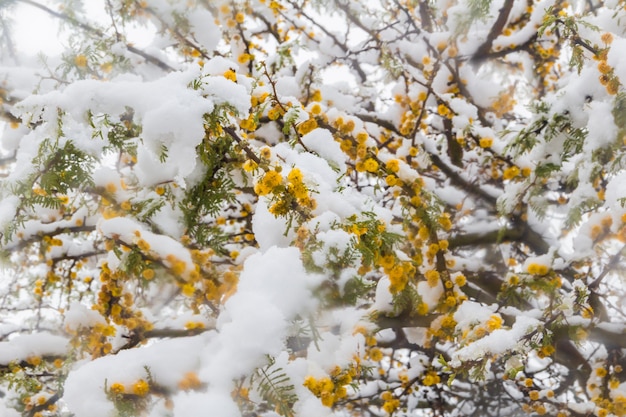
<box><xmin>34</xmin><ymin>139</ymin><xmax>95</xmax><ymax>195</ymax></box>
<box><xmin>180</xmin><ymin>133</ymin><xmax>236</xmax><ymax>251</ymax></box>
<box><xmin>346</xmin><ymin>212</ymin><xmax>403</xmax><ymax>267</ymax></box>
<box><xmin>392</xmin><ymin>284</ymin><xmax>423</xmax><ymax>316</ymax></box>
<box><xmin>251</xmin><ymin>356</ymin><xmax>298</xmax><ymax>417</ymax></box>
<box><xmin>539</xmin><ymin>7</ymin><xmax>599</xmax><ymax>72</ymax></box>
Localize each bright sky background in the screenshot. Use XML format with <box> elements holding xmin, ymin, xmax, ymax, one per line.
<box><xmin>10</xmin><ymin>2</ymin><xmax>64</xmax><ymax>56</ymax></box>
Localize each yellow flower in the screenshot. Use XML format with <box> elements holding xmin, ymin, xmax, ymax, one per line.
<box><xmin>297</xmin><ymin>118</ymin><xmax>318</xmax><ymax>135</ymax></box>
<box><xmin>141</xmin><ymin>269</ymin><xmax>155</xmax><ymax>280</ymax></box>
<box><xmin>182</xmin><ymin>283</ymin><xmax>195</xmax><ymax>297</ymax></box>
<box><xmin>223</xmin><ymin>69</ymin><xmax>237</xmax><ymax>82</ymax></box>
<box><xmin>310</xmin><ymin>103</ymin><xmax>322</xmax><ymax>115</ymax></box>
<box><xmin>382</xmin><ymin>398</ymin><xmax>400</xmax><ymax>413</ymax></box>
<box><xmin>369</xmin><ymin>347</ymin><xmax>383</xmax><ymax>361</ymax></box>
<box><xmin>422</xmin><ymin>371</ymin><xmax>440</xmax><ymax>386</ymax></box>
<box><xmin>310</xmin><ymin>90</ymin><xmax>322</xmax><ymax>102</ymax></box>
<box><xmin>385</xmin><ymin>159</ymin><xmax>400</xmax><ymax>173</ymax></box>
<box><xmin>235</xmin><ymin>12</ymin><xmax>245</xmax><ymax>23</ymax></box>
<box><xmin>74</xmin><ymin>54</ymin><xmax>88</xmax><ymax>68</ymax></box>
<box><xmin>527</xmin><ymin>263</ymin><xmax>549</xmax><ymax>275</ymax></box>
<box><xmin>287</xmin><ymin>168</ymin><xmax>303</xmax><ymax>183</ymax></box>
<box><xmin>438</xmin><ymin>214</ymin><xmax>452</xmax><ymax>231</ymax></box>
<box><xmin>243</xmin><ymin>159</ymin><xmax>257</xmax><ymax>172</ymax></box>
<box><xmin>425</xmin><ymin>269</ymin><xmax>440</xmax><ymax>287</ymax></box>
<box><xmin>363</xmin><ymin>158</ymin><xmax>379</xmax><ymax>173</ymax></box>
<box><xmin>136</xmin><ymin>238</ymin><xmax>150</xmax><ymax>252</ymax></box>
<box><xmin>479</xmin><ymin>137</ymin><xmax>493</xmax><ymax>148</ymax></box>
<box><xmin>486</xmin><ymin>315</ymin><xmax>503</xmax><ymax>331</ymax></box>
<box><xmin>503</xmin><ymin>166</ymin><xmax>520</xmax><ymax>180</ymax></box>
<box><xmin>262</xmin><ymin>170</ymin><xmax>283</xmax><ymax>189</ymax></box>
<box><xmin>110</xmin><ymin>382</ymin><xmax>125</xmax><ymax>395</ymax></box>
<box><xmin>178</xmin><ymin>372</ymin><xmax>202</xmax><ymax>390</ymax></box>
<box><xmin>238</xmin><ymin>53</ymin><xmax>252</xmax><ymax>64</ymax></box>
<box><xmin>268</xmin><ymin>106</ymin><xmax>281</xmax><ymax>120</ymax></box>
<box><xmin>132</xmin><ymin>379</ymin><xmax>150</xmax><ymax>396</ymax></box>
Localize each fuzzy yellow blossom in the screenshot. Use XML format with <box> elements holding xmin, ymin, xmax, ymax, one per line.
<box><xmin>74</xmin><ymin>54</ymin><xmax>88</xmax><ymax>68</ymax></box>
<box><xmin>297</xmin><ymin>118</ymin><xmax>318</xmax><ymax>135</ymax></box>
<box><xmin>527</xmin><ymin>263</ymin><xmax>549</xmax><ymax>275</ymax></box>
<box><xmin>422</xmin><ymin>371</ymin><xmax>441</xmax><ymax>386</ymax></box>
<box><xmin>385</xmin><ymin>175</ymin><xmax>398</xmax><ymax>186</ymax></box>
<box><xmin>503</xmin><ymin>166</ymin><xmax>520</xmax><ymax>180</ymax></box>
<box><xmin>171</xmin><ymin>260</ymin><xmax>187</xmax><ymax>276</ymax></box>
<box><xmin>529</xmin><ymin>390</ymin><xmax>540</xmax><ymax>401</ymax></box>
<box><xmin>26</xmin><ymin>356</ymin><xmax>42</xmax><ymax>366</ymax></box>
<box><xmin>443</xmin><ymin>295</ymin><xmax>456</xmax><ymax>307</ymax></box>
<box><xmin>438</xmin><ymin>214</ymin><xmax>452</xmax><ymax>231</ymax></box>
<box><xmin>454</xmin><ymin>274</ymin><xmax>466</xmax><ymax>287</ymax></box>
<box><xmin>385</xmin><ymin>159</ymin><xmax>400</xmax><ymax>173</ymax></box>
<box><xmin>486</xmin><ymin>315</ymin><xmax>503</xmax><ymax>331</ymax></box>
<box><xmin>132</xmin><ymin>379</ymin><xmax>150</xmax><ymax>396</ymax></box>
<box><xmin>105</xmin><ymin>182</ymin><xmax>117</xmax><ymax>193</ymax></box>
<box><xmin>425</xmin><ymin>269</ymin><xmax>440</xmax><ymax>287</ymax></box>
<box><xmin>182</xmin><ymin>284</ymin><xmax>196</xmax><ymax>297</ymax></box>
<box><xmin>416</xmin><ymin>302</ymin><xmax>429</xmax><ymax>315</ymax></box>
<box><xmin>223</xmin><ymin>69</ymin><xmax>237</xmax><ymax>82</ymax></box>
<box><xmin>141</xmin><ymin>269</ymin><xmax>155</xmax><ymax>280</ymax></box>
<box><xmin>242</xmin><ymin>159</ymin><xmax>257</xmax><ymax>172</ymax></box>
<box><xmin>601</xmin><ymin>32</ymin><xmax>614</xmax><ymax>44</ymax></box>
<box><xmin>382</xmin><ymin>398</ymin><xmax>400</xmax><ymax>413</ymax></box>
<box><xmin>178</xmin><ymin>372</ymin><xmax>202</xmax><ymax>390</ymax></box>
<box><xmin>267</xmin><ymin>106</ymin><xmax>280</xmax><ymax>120</ymax></box>
<box><xmin>363</xmin><ymin>158</ymin><xmax>379</xmax><ymax>172</ymax></box>
<box><xmin>479</xmin><ymin>137</ymin><xmax>493</xmax><ymax>148</ymax></box>
<box><xmin>136</xmin><ymin>238</ymin><xmax>150</xmax><ymax>252</ymax></box>
<box><xmin>369</xmin><ymin>347</ymin><xmax>383</xmax><ymax>361</ymax></box>
<box><xmin>310</xmin><ymin>90</ymin><xmax>322</xmax><ymax>102</ymax></box>
<box><xmin>235</xmin><ymin>12</ymin><xmax>245</xmax><ymax>23</ymax></box>
<box><xmin>263</xmin><ymin>170</ymin><xmax>282</xmax><ymax>188</ymax></box>
<box><xmin>310</xmin><ymin>103</ymin><xmax>322</xmax><ymax>115</ymax></box>
<box><xmin>598</xmin><ymin>61</ymin><xmax>611</xmax><ymax>74</ymax></box>
<box><xmin>109</xmin><ymin>382</ymin><xmax>125</xmax><ymax>394</ymax></box>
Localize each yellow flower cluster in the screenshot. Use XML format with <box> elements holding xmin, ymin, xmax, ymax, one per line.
<box><xmin>303</xmin><ymin>376</ymin><xmax>345</xmax><ymax>407</ymax></box>
<box><xmin>381</xmin><ymin>391</ymin><xmax>400</xmax><ymax>413</ymax></box>
<box><xmin>297</xmin><ymin>118</ymin><xmax>318</xmax><ymax>135</ymax></box>
<box><xmin>109</xmin><ymin>379</ymin><xmax>149</xmax><ymax>396</ymax></box>
<box><xmin>527</xmin><ymin>263</ymin><xmax>549</xmax><ymax>275</ymax></box>
<box><xmin>378</xmin><ymin>253</ymin><xmax>415</xmax><ymax>293</ymax></box>
<box><xmin>223</xmin><ymin>69</ymin><xmax>237</xmax><ymax>82</ymax></box>
<box><xmin>503</xmin><ymin>166</ymin><xmax>520</xmax><ymax>180</ymax></box>
<box><xmin>178</xmin><ymin>371</ymin><xmax>202</xmax><ymax>391</ymax></box>
<box><xmin>479</xmin><ymin>137</ymin><xmax>493</xmax><ymax>148</ymax></box>
<box><xmin>422</xmin><ymin>370</ymin><xmax>441</xmax><ymax>386</ymax></box>
<box><xmin>254</xmin><ymin>170</ymin><xmax>283</xmax><ymax>196</ymax></box>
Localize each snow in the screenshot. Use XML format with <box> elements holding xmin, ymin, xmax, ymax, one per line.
<box><xmin>1</xmin><ymin>1</ymin><xmax>625</xmax><ymax>416</ymax></box>
<box><xmin>300</xmin><ymin>128</ymin><xmax>346</xmax><ymax>172</ymax></box>
<box><xmin>252</xmin><ymin>198</ymin><xmax>295</xmax><ymax>251</ymax></box>
<box><xmin>64</xmin><ymin>334</ymin><xmax>210</xmax><ymax>417</ymax></box>
<box><xmin>450</xmin><ymin>315</ymin><xmax>540</xmax><ymax>367</ymax></box>
<box><xmin>0</xmin><ymin>333</ymin><xmax>69</xmax><ymax>364</ymax></box>
<box><xmin>188</xmin><ymin>9</ymin><xmax>221</xmax><ymax>52</ymax></box>
<box><xmin>64</xmin><ymin>302</ymin><xmax>107</xmax><ymax>331</ymax></box>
